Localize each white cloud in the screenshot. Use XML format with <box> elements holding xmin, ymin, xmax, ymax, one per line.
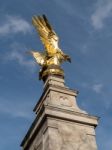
<box><xmin>91</xmin><ymin>0</ymin><xmax>112</xmax><ymax>29</ymax></box>
<box><xmin>7</xmin><ymin>50</ymin><xmax>36</xmax><ymax>72</ymax></box>
<box><xmin>82</xmin><ymin>82</ymin><xmax>103</xmax><ymax>94</ymax></box>
<box><xmin>0</xmin><ymin>98</ymin><xmax>33</xmax><ymax>119</ymax></box>
<box><xmin>3</xmin><ymin>42</ymin><xmax>36</xmax><ymax>73</ymax></box>
<box><xmin>0</xmin><ymin>15</ymin><xmax>32</xmax><ymax>36</ymax></box>
<box><xmin>92</xmin><ymin>83</ymin><xmax>103</xmax><ymax>93</ymax></box>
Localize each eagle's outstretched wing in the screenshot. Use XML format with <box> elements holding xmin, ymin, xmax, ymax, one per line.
<box><xmin>30</xmin><ymin>51</ymin><xmax>46</xmax><ymax>66</ymax></box>
<box><xmin>32</xmin><ymin>15</ymin><xmax>62</xmax><ymax>56</ymax></box>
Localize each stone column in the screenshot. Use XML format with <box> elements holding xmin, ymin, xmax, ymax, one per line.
<box><xmin>21</xmin><ymin>75</ymin><xmax>98</xmax><ymax>150</ymax></box>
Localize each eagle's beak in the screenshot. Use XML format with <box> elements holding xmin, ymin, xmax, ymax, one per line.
<box><xmin>66</xmin><ymin>55</ymin><xmax>71</xmax><ymax>63</ymax></box>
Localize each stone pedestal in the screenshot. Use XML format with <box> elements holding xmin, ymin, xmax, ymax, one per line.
<box><xmin>21</xmin><ymin>76</ymin><xmax>98</xmax><ymax>150</ymax></box>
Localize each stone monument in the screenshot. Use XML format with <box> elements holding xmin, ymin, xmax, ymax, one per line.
<box><xmin>21</xmin><ymin>15</ymin><xmax>98</xmax><ymax>150</ymax></box>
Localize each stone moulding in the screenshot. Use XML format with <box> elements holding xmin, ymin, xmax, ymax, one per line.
<box><xmin>21</xmin><ymin>76</ymin><xmax>99</xmax><ymax>150</ymax></box>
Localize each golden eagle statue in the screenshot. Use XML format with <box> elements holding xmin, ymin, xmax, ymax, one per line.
<box><xmin>29</xmin><ymin>15</ymin><xmax>71</xmax><ymax>81</ymax></box>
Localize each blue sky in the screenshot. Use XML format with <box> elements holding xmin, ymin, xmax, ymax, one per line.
<box><xmin>0</xmin><ymin>0</ymin><xmax>112</xmax><ymax>149</ymax></box>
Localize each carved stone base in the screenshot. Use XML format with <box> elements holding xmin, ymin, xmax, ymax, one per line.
<box><xmin>21</xmin><ymin>76</ymin><xmax>98</xmax><ymax>150</ymax></box>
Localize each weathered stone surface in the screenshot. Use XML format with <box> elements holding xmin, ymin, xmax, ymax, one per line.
<box><xmin>34</xmin><ymin>76</ymin><xmax>86</xmax><ymax>114</ymax></box>
<box><xmin>21</xmin><ymin>75</ymin><xmax>98</xmax><ymax>150</ymax></box>
<box><xmin>47</xmin><ymin>119</ymin><xmax>97</xmax><ymax>150</ymax></box>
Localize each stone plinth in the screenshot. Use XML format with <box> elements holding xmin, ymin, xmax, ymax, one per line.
<box><xmin>21</xmin><ymin>76</ymin><xmax>98</xmax><ymax>150</ymax></box>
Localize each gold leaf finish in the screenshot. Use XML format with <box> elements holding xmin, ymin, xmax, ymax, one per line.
<box><xmin>30</xmin><ymin>15</ymin><xmax>71</xmax><ymax>81</ymax></box>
